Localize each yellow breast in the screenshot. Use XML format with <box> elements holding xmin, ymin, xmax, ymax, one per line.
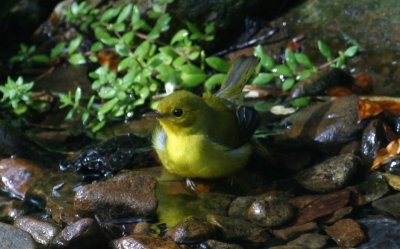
<box><xmin>153</xmin><ymin>127</ymin><xmax>251</xmax><ymax>179</ymax></box>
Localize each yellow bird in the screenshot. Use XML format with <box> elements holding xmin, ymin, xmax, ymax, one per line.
<box><xmin>149</xmin><ymin>56</ymin><xmax>260</xmax><ymax>186</ymax></box>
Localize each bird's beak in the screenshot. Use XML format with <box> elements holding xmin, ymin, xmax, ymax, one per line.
<box><xmin>142</xmin><ymin>111</ymin><xmax>167</xmax><ymax>118</ymax></box>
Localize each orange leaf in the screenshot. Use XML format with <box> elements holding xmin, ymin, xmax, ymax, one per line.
<box><xmin>358</xmin><ymin>98</ymin><xmax>383</xmax><ymax>121</ymax></box>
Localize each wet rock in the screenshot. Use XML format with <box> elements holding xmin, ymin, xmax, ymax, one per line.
<box><xmin>26</xmin><ymin>172</ymin><xmax>82</xmax><ymax>225</ymax></box>
<box><xmin>0</xmin><ymin>158</ymin><xmax>44</xmax><ymax>199</ymax></box>
<box><xmin>340</xmin><ymin>140</ymin><xmax>360</xmax><ymax>155</ymax></box>
<box><xmin>286</xmin><ymin>233</ymin><xmax>328</xmax><ymax>249</ymax></box>
<box><xmin>372</xmin><ymin>192</ymin><xmax>400</xmax><ymax>218</ymax></box>
<box><xmin>205</xmin><ymin>240</ymin><xmax>244</xmax><ymax>249</ymax></box>
<box><xmin>281</xmin><ymin>96</ymin><xmax>365</xmax><ymax>150</ymax></box>
<box><xmin>74</xmin><ymin>174</ymin><xmax>157</xmax><ymax>219</ymax></box>
<box><xmin>290</xmin><ymin>68</ymin><xmax>354</xmax><ymax>99</ymax></box>
<box><xmin>358</xmin><ymin>216</ymin><xmax>400</xmax><ymax>249</ymax></box>
<box><xmin>292</xmin><ymin>190</ymin><xmax>350</xmax><ymax>225</ymax></box>
<box><xmin>325</xmin><ymin>219</ymin><xmax>366</xmax><ymax>248</ymax></box>
<box><xmin>166</xmin><ymin>216</ymin><xmax>216</xmax><ymax>244</ymax></box>
<box><xmin>133</xmin><ymin>222</ymin><xmax>151</xmax><ymax>235</ymax></box>
<box><xmin>62</xmin><ymin>135</ymin><xmax>153</xmax><ymax>181</ymax></box>
<box><xmin>271</xmin><ymin>222</ymin><xmax>318</xmax><ymax>241</ymax></box>
<box><xmin>50</xmin><ymin>218</ymin><xmax>106</xmax><ymax>249</ymax></box>
<box><xmin>248</xmin><ymin>199</ymin><xmax>295</xmax><ymax>227</ymax></box>
<box><xmin>360</xmin><ymin>119</ymin><xmax>387</xmax><ymax>165</ymax></box>
<box><xmin>111</xmin><ymin>234</ymin><xmax>180</xmax><ymax>249</ymax></box>
<box><xmin>383</xmin><ymin>156</ymin><xmax>400</xmax><ymax>176</ymax></box>
<box><xmin>352</xmin><ymin>172</ymin><xmax>390</xmax><ymax>205</ymax></box>
<box><xmin>14</xmin><ymin>216</ymin><xmax>60</xmax><ymax>246</ymax></box>
<box><xmin>0</xmin><ymin>198</ymin><xmax>30</xmax><ymax>221</ymax></box>
<box><xmin>207</xmin><ymin>214</ymin><xmax>269</xmax><ymax>243</ymax></box>
<box><xmin>0</xmin><ymin>222</ymin><xmax>37</xmax><ymax>249</ymax></box>
<box><xmin>228</xmin><ymin>196</ymin><xmax>256</xmax><ymax>218</ymax></box>
<box><xmin>295</xmin><ymin>153</ymin><xmax>360</xmax><ymax>193</ymax></box>
<box><xmin>322</xmin><ymin>206</ymin><xmax>353</xmax><ymax>224</ymax></box>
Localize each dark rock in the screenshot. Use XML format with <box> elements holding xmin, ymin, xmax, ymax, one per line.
<box><xmin>205</xmin><ymin>240</ymin><xmax>244</xmax><ymax>249</ymax></box>
<box><xmin>62</xmin><ymin>134</ymin><xmax>153</xmax><ymax>181</ymax></box>
<box><xmin>360</xmin><ymin>119</ymin><xmax>387</xmax><ymax>165</ymax></box>
<box><xmin>286</xmin><ymin>233</ymin><xmax>328</xmax><ymax>249</ymax></box>
<box><xmin>50</xmin><ymin>218</ymin><xmax>106</xmax><ymax>249</ymax></box>
<box><xmin>295</xmin><ymin>153</ymin><xmax>360</xmax><ymax>193</ymax></box>
<box><xmin>111</xmin><ymin>234</ymin><xmax>180</xmax><ymax>249</ymax></box>
<box><xmin>322</xmin><ymin>206</ymin><xmax>353</xmax><ymax>224</ymax></box>
<box><xmin>228</xmin><ymin>196</ymin><xmax>256</xmax><ymax>218</ymax></box>
<box><xmin>340</xmin><ymin>140</ymin><xmax>360</xmax><ymax>155</ymax></box>
<box><xmin>271</xmin><ymin>222</ymin><xmax>318</xmax><ymax>241</ymax></box>
<box><xmin>292</xmin><ymin>190</ymin><xmax>351</xmax><ymax>225</ymax></box>
<box><xmin>0</xmin><ymin>158</ymin><xmax>44</xmax><ymax>199</ymax></box>
<box><xmin>0</xmin><ymin>198</ymin><xmax>30</xmax><ymax>221</ymax></box>
<box><xmin>372</xmin><ymin>192</ymin><xmax>400</xmax><ymax>218</ymax></box>
<box><xmin>281</xmin><ymin>96</ymin><xmax>366</xmax><ymax>150</ymax></box>
<box><xmin>248</xmin><ymin>199</ymin><xmax>295</xmax><ymax>227</ymax></box>
<box><xmin>383</xmin><ymin>156</ymin><xmax>400</xmax><ymax>176</ymax></box>
<box><xmin>352</xmin><ymin>172</ymin><xmax>390</xmax><ymax>205</ymax></box>
<box><xmin>290</xmin><ymin>68</ymin><xmax>354</xmax><ymax>99</ymax></box>
<box><xmin>358</xmin><ymin>216</ymin><xmax>400</xmax><ymax>249</ymax></box>
<box><xmin>207</xmin><ymin>214</ymin><xmax>269</xmax><ymax>243</ymax></box>
<box><xmin>133</xmin><ymin>222</ymin><xmax>151</xmax><ymax>235</ymax></box>
<box><xmin>14</xmin><ymin>216</ymin><xmax>60</xmax><ymax>246</ymax></box>
<box><xmin>74</xmin><ymin>174</ymin><xmax>157</xmax><ymax>219</ymax></box>
<box><xmin>26</xmin><ymin>172</ymin><xmax>82</xmax><ymax>225</ymax></box>
<box><xmin>166</xmin><ymin>216</ymin><xmax>216</xmax><ymax>244</ymax></box>
<box><xmin>325</xmin><ymin>219</ymin><xmax>366</xmax><ymax>248</ymax></box>
<box><xmin>0</xmin><ymin>222</ymin><xmax>37</xmax><ymax>249</ymax></box>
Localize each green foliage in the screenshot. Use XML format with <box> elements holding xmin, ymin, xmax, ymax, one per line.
<box><xmin>9</xmin><ymin>44</ymin><xmax>49</xmax><ymax>66</ymax></box>
<box><xmin>253</xmin><ymin>41</ymin><xmax>359</xmax><ymax>98</ymax></box>
<box><xmin>57</xmin><ymin>0</ymin><xmax>219</xmax><ymax>132</ymax></box>
<box><xmin>0</xmin><ymin>77</ymin><xmax>46</xmax><ymax>115</ymax></box>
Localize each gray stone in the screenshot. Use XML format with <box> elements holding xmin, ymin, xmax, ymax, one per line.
<box><xmin>358</xmin><ymin>217</ymin><xmax>400</xmax><ymax>249</ymax></box>
<box><xmin>50</xmin><ymin>218</ymin><xmax>106</xmax><ymax>249</ymax></box>
<box><xmin>14</xmin><ymin>216</ymin><xmax>60</xmax><ymax>246</ymax></box>
<box><xmin>228</xmin><ymin>196</ymin><xmax>256</xmax><ymax>218</ymax></box>
<box><xmin>0</xmin><ymin>222</ymin><xmax>37</xmax><ymax>249</ymax></box>
<box><xmin>372</xmin><ymin>193</ymin><xmax>400</xmax><ymax>218</ymax></box>
<box><xmin>295</xmin><ymin>153</ymin><xmax>360</xmax><ymax>193</ymax></box>
<box><xmin>74</xmin><ymin>174</ymin><xmax>157</xmax><ymax>219</ymax></box>
<box><xmin>166</xmin><ymin>216</ymin><xmax>216</xmax><ymax>243</ymax></box>
<box><xmin>287</xmin><ymin>233</ymin><xmax>328</xmax><ymax>249</ymax></box>
<box><xmin>111</xmin><ymin>234</ymin><xmax>180</xmax><ymax>249</ymax></box>
<box><xmin>248</xmin><ymin>199</ymin><xmax>295</xmax><ymax>227</ymax></box>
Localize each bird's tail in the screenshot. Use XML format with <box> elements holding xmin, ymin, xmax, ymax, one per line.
<box><xmin>216</xmin><ymin>56</ymin><xmax>260</xmax><ymax>102</ymax></box>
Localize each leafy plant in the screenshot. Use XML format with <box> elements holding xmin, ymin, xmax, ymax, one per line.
<box><xmin>9</xmin><ymin>44</ymin><xmax>49</xmax><ymax>66</ymax></box>
<box><xmin>0</xmin><ymin>77</ymin><xmax>47</xmax><ymax>115</ymax></box>
<box><xmin>252</xmin><ymin>41</ymin><xmax>359</xmax><ymax>94</ymax></box>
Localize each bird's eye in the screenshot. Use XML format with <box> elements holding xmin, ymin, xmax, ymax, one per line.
<box><xmin>173</xmin><ymin>108</ymin><xmax>183</xmax><ymax>117</ymax></box>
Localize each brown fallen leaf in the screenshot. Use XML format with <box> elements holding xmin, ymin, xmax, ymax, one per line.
<box><xmin>372</xmin><ymin>139</ymin><xmax>400</xmax><ymax>170</ymax></box>
<box><xmin>358</xmin><ymin>98</ymin><xmax>384</xmax><ymax>121</ymax></box>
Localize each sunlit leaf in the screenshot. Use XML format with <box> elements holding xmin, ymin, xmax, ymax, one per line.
<box><xmin>205</xmin><ymin>57</ymin><xmax>230</xmax><ymax>72</ymax></box>
<box><xmin>204</xmin><ymin>74</ymin><xmax>225</xmax><ymax>92</ymax></box>
<box><xmin>68</xmin><ymin>36</ymin><xmax>82</xmax><ymax>55</ymax></box>
<box><xmin>117</xmin><ymin>4</ymin><xmax>132</xmax><ymax>23</ymax></box>
<box><xmin>272</xmin><ymin>65</ymin><xmax>292</xmax><ymax>76</ymax></box>
<box><xmin>252</xmin><ymin>73</ymin><xmax>274</xmax><ymax>85</ymax></box>
<box><xmin>254</xmin><ymin>45</ymin><xmax>275</xmax><ymax>70</ymax></box>
<box><xmin>318</xmin><ymin>40</ymin><xmax>333</xmax><ymax>61</ymax></box>
<box><xmin>282</xmin><ymin>78</ymin><xmax>295</xmax><ymax>91</ymax></box>
<box><xmin>51</xmin><ymin>42</ymin><xmax>66</xmax><ymax>58</ymax></box>
<box><xmin>294</xmin><ymin>53</ymin><xmax>314</xmax><ymax>68</ymax></box>
<box><xmin>344</xmin><ymin>45</ymin><xmax>359</xmax><ymax>57</ymax></box>
<box><xmin>69</xmin><ymin>53</ymin><xmax>86</xmax><ymax>65</ymax></box>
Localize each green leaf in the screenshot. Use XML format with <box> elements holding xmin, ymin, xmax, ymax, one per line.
<box><xmin>294</xmin><ymin>53</ymin><xmax>314</xmax><ymax>68</ymax></box>
<box><xmin>98</xmin><ymin>98</ymin><xmax>119</xmax><ymax>116</ymax></box>
<box><xmin>51</xmin><ymin>42</ymin><xmax>66</xmax><ymax>58</ymax></box>
<box><xmin>296</xmin><ymin>69</ymin><xmax>315</xmax><ymax>81</ymax></box>
<box><xmin>131</xmin><ymin>6</ymin><xmax>146</xmax><ymax>30</ymax></box>
<box><xmin>282</xmin><ymin>78</ymin><xmax>295</xmax><ymax>91</ymax></box>
<box><xmin>74</xmin><ymin>87</ymin><xmax>82</xmax><ymax>108</ymax></box>
<box><xmin>68</xmin><ymin>36</ymin><xmax>82</xmax><ymax>55</ymax></box>
<box><xmin>101</xmin><ymin>37</ymin><xmax>119</xmax><ymax>46</ymax></box>
<box><xmin>147</xmin><ymin>14</ymin><xmax>171</xmax><ymax>40</ymax></box>
<box><xmin>91</xmin><ymin>120</ymin><xmax>106</xmax><ymax>132</ymax></box>
<box><xmin>204</xmin><ymin>74</ymin><xmax>225</xmax><ymax>91</ymax></box>
<box><xmin>318</xmin><ymin>40</ymin><xmax>333</xmax><ymax>61</ymax></box>
<box><xmin>99</xmin><ymin>87</ymin><xmax>117</xmax><ymax>99</ymax></box>
<box><xmin>134</xmin><ymin>41</ymin><xmax>150</xmax><ymax>58</ymax></box>
<box><xmin>157</xmin><ymin>64</ymin><xmax>178</xmax><ymax>85</ymax></box>
<box><xmin>31</xmin><ymin>54</ymin><xmax>49</xmax><ymax>63</ymax></box>
<box><xmin>117</xmin><ymin>4</ymin><xmax>132</xmax><ymax>23</ymax></box>
<box><xmin>205</xmin><ymin>57</ymin><xmax>230</xmax><ymax>72</ymax></box>
<box><xmin>254</xmin><ymin>45</ymin><xmax>274</xmax><ymax>70</ymax></box>
<box><xmin>113</xmin><ymin>22</ymin><xmax>126</xmax><ymax>33</ymax></box>
<box><xmin>252</xmin><ymin>73</ymin><xmax>274</xmax><ymax>85</ymax></box>
<box><xmin>118</xmin><ymin>57</ymin><xmax>134</xmax><ymax>71</ymax></box>
<box><xmin>100</xmin><ymin>7</ymin><xmax>120</xmax><ymax>22</ymax></box>
<box><xmin>122</xmin><ymin>32</ymin><xmax>134</xmax><ymax>45</ymax></box>
<box><xmin>90</xmin><ymin>42</ymin><xmax>103</xmax><ymax>53</ymax></box>
<box><xmin>94</xmin><ymin>27</ymin><xmax>111</xmax><ymax>40</ymax></box>
<box><xmin>171</xmin><ymin>29</ymin><xmax>189</xmax><ymax>44</ymax></box>
<box><xmin>291</xmin><ymin>97</ymin><xmax>310</xmax><ymax>107</ymax></box>
<box><xmin>344</xmin><ymin>45</ymin><xmax>358</xmax><ymax>57</ymax></box>
<box><xmin>69</xmin><ymin>53</ymin><xmax>86</xmax><ymax>65</ymax></box>
<box><xmin>115</xmin><ymin>43</ymin><xmax>130</xmax><ymax>56</ymax></box>
<box><xmin>285</xmin><ymin>48</ymin><xmax>297</xmax><ymax>72</ymax></box>
<box><xmin>272</xmin><ymin>65</ymin><xmax>292</xmax><ymax>76</ymax></box>
<box><xmin>180</xmin><ymin>65</ymin><xmax>207</xmax><ymax>87</ymax></box>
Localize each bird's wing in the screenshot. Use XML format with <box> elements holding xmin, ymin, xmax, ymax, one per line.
<box><xmin>216</xmin><ymin>56</ymin><xmax>259</xmax><ymax>103</ymax></box>
<box><xmin>235</xmin><ymin>106</ymin><xmax>260</xmax><ymax>146</ymax></box>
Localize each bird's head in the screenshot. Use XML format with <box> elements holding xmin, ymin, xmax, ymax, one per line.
<box><xmin>147</xmin><ymin>90</ymin><xmax>208</xmax><ymax>134</ymax></box>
